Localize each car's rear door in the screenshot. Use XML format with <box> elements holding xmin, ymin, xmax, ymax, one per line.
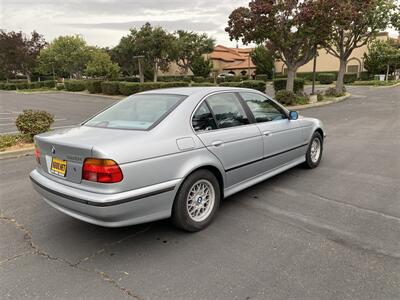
<box><xmin>239</xmin><ymin>92</ymin><xmax>308</xmax><ymax>170</ymax></box>
<box><xmin>192</xmin><ymin>92</ymin><xmax>264</xmax><ymax>187</ymax></box>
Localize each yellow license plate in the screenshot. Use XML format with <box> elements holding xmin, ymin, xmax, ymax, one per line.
<box><xmin>51</xmin><ymin>157</ymin><xmax>67</xmax><ymax>176</ymax></box>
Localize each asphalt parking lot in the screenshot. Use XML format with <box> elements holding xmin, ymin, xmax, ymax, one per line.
<box><xmin>0</xmin><ymin>91</ymin><xmax>120</xmax><ymax>134</ymax></box>
<box><xmin>1</xmin><ymin>86</ymin><xmax>399</xmax><ymax>299</ymax></box>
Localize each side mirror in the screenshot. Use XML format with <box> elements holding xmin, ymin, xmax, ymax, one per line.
<box><xmin>289</xmin><ymin>111</ymin><xmax>298</xmax><ymax>120</ymax></box>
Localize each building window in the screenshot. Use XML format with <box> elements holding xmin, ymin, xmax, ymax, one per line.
<box><xmin>347</xmin><ymin>65</ymin><xmax>359</xmax><ymax>73</ymax></box>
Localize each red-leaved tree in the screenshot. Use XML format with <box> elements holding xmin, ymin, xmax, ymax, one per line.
<box><xmin>324</xmin><ymin>0</ymin><xmax>397</xmax><ymax>93</ymax></box>
<box><xmin>226</xmin><ymin>0</ymin><xmax>332</xmax><ymax>92</ymax></box>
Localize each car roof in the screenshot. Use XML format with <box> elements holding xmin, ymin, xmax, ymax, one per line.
<box><xmin>139</xmin><ymin>86</ymin><xmax>264</xmax><ymax>97</ymax></box>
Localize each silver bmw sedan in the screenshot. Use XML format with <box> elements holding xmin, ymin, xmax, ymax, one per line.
<box><xmin>30</xmin><ymin>87</ymin><xmax>325</xmax><ymax>231</ymax></box>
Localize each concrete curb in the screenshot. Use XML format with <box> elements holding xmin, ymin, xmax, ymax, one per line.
<box><xmin>290</xmin><ymin>93</ymin><xmax>351</xmax><ymax>111</ymax></box>
<box><xmin>0</xmin><ymin>147</ymin><xmax>34</xmax><ymax>160</ymax></box>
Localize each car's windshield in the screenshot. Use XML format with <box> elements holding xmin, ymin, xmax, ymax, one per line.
<box><xmin>84</xmin><ymin>94</ymin><xmax>185</xmax><ymax>130</ymax></box>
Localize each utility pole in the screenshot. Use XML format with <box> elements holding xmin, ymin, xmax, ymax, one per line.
<box><xmin>133</xmin><ymin>55</ymin><xmax>145</xmax><ymax>83</ymax></box>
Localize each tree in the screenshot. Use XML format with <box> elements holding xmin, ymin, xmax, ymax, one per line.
<box><xmin>324</xmin><ymin>0</ymin><xmax>397</xmax><ymax>93</ymax></box>
<box><xmin>226</xmin><ymin>0</ymin><xmax>332</xmax><ymax>92</ymax></box>
<box><xmin>191</xmin><ymin>56</ymin><xmax>213</xmax><ymax>77</ymax></box>
<box><xmin>364</xmin><ymin>41</ymin><xmax>400</xmax><ymax>80</ymax></box>
<box><xmin>250</xmin><ymin>46</ymin><xmax>275</xmax><ymax>78</ymax></box>
<box><xmin>111</xmin><ymin>34</ymin><xmax>140</xmax><ymax>76</ymax></box>
<box><xmin>36</xmin><ymin>35</ymin><xmax>90</xmax><ymax>78</ymax></box>
<box><xmin>85</xmin><ymin>48</ymin><xmax>120</xmax><ymax>79</ymax></box>
<box><xmin>0</xmin><ymin>30</ymin><xmax>46</xmax><ymax>82</ymax></box>
<box><xmin>173</xmin><ymin>30</ymin><xmax>215</xmax><ymax>75</ymax></box>
<box><xmin>135</xmin><ymin>23</ymin><xmax>176</xmax><ymax>82</ymax></box>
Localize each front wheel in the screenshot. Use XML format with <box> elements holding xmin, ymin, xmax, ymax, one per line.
<box><xmin>172</xmin><ymin>170</ymin><xmax>220</xmax><ymax>232</ymax></box>
<box><xmin>304</xmin><ymin>131</ymin><xmax>323</xmax><ymax>169</ymax></box>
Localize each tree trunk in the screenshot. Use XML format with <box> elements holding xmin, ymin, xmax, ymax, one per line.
<box><xmin>336</xmin><ymin>58</ymin><xmax>347</xmax><ymax>93</ymax></box>
<box><xmin>26</xmin><ymin>73</ymin><xmax>31</xmax><ymax>83</ymax></box>
<box><xmin>153</xmin><ymin>61</ymin><xmax>158</xmax><ymax>82</ymax></box>
<box><xmin>386</xmin><ymin>64</ymin><xmax>390</xmax><ymax>82</ymax></box>
<box><xmin>286</xmin><ymin>67</ymin><xmax>296</xmax><ymax>92</ymax></box>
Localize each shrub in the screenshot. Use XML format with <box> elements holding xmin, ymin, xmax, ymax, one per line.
<box><xmin>119</xmin><ymin>82</ymin><xmax>141</xmax><ymax>96</ymax></box>
<box><xmin>16</xmin><ymin>82</ymin><xmax>29</xmax><ymax>89</ymax></box>
<box><xmin>64</xmin><ymin>80</ymin><xmax>86</xmax><ymax>92</ymax></box>
<box><xmin>317</xmin><ymin>92</ymin><xmax>324</xmax><ymax>102</ymax></box>
<box><xmin>0</xmin><ymin>134</ymin><xmax>25</xmax><ymax>151</ymax></box>
<box><xmin>56</xmin><ymin>83</ymin><xmax>65</xmax><ymax>90</ymax></box>
<box><xmin>318</xmin><ymin>73</ymin><xmax>335</xmax><ymax>84</ymax></box>
<box><xmin>219</xmin><ymin>82</ymin><xmax>242</xmax><ymax>87</ymax></box>
<box><xmin>241</xmin><ymin>80</ymin><xmax>266</xmax><ymax>92</ymax></box>
<box><xmin>193</xmin><ymin>76</ymin><xmax>206</xmax><ymax>83</ymax></box>
<box><xmin>241</xmin><ymin>75</ymin><xmax>250</xmax><ymax>80</ymax></box>
<box><xmin>86</xmin><ymin>80</ymin><xmax>103</xmax><ymax>94</ymax></box>
<box><xmin>15</xmin><ymin>110</ymin><xmax>54</xmax><ymax>141</ymax></box>
<box><xmin>42</xmin><ymin>80</ymin><xmax>56</xmax><ymax>88</ymax></box>
<box><xmin>29</xmin><ymin>82</ymin><xmax>41</xmax><ymax>89</ymax></box>
<box><xmin>343</xmin><ymin>73</ymin><xmax>357</xmax><ymax>84</ymax></box>
<box><xmin>224</xmin><ymin>75</ymin><xmax>242</xmax><ymax>82</ymax></box>
<box><xmin>273</xmin><ymin>78</ymin><xmax>305</xmax><ymax>93</ymax></box>
<box><xmin>325</xmin><ymin>87</ymin><xmax>346</xmax><ymax>97</ymax></box>
<box><xmin>116</xmin><ymin>76</ymin><xmax>140</xmax><ymax>82</ymax></box>
<box><xmin>191</xmin><ymin>82</ymin><xmax>216</xmax><ymax>87</ymax></box>
<box><xmin>0</xmin><ymin>83</ymin><xmax>4</xmax><ymax>90</ymax></box>
<box><xmin>158</xmin><ymin>75</ymin><xmax>191</xmax><ymax>82</ymax></box>
<box><xmin>4</xmin><ymin>83</ymin><xmax>17</xmax><ymax>90</ymax></box>
<box><xmin>255</xmin><ymin>74</ymin><xmax>269</xmax><ymax>81</ymax></box>
<box><xmin>359</xmin><ymin>71</ymin><xmax>372</xmax><ymax>81</ymax></box>
<box><xmin>275</xmin><ymin>90</ymin><xmax>297</xmax><ymax>105</ymax></box>
<box><xmin>101</xmin><ymin>81</ymin><xmax>120</xmax><ymax>95</ymax></box>
<box><xmin>118</xmin><ymin>81</ymin><xmax>190</xmax><ymax>95</ymax></box>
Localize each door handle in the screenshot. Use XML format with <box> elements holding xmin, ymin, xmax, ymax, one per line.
<box><xmin>211</xmin><ymin>140</ymin><xmax>223</xmax><ymax>147</ymax></box>
<box><xmin>263</xmin><ymin>131</ymin><xmax>272</xmax><ymax>136</ymax></box>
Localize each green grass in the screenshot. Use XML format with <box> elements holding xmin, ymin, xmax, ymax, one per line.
<box><xmin>0</xmin><ymin>134</ymin><xmax>29</xmax><ymax>151</ymax></box>
<box><xmin>16</xmin><ymin>87</ymin><xmax>58</xmax><ymax>93</ymax></box>
<box><xmin>349</xmin><ymin>80</ymin><xmax>400</xmax><ymax>86</ymax></box>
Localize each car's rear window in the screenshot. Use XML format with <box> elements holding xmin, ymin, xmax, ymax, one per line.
<box><xmin>84</xmin><ymin>94</ymin><xmax>185</xmax><ymax>130</ymax></box>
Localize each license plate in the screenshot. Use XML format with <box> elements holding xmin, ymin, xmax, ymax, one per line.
<box><xmin>51</xmin><ymin>157</ymin><xmax>67</xmax><ymax>177</ymax></box>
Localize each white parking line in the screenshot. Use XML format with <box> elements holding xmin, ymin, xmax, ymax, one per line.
<box><xmin>2</xmin><ymin>124</ymin><xmax>76</xmax><ymax>135</ymax></box>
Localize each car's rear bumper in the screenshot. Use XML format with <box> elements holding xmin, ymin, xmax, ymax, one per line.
<box><xmin>30</xmin><ymin>169</ymin><xmax>180</xmax><ymax>227</ymax></box>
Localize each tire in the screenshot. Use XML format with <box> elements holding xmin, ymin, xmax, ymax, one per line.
<box><xmin>304</xmin><ymin>131</ymin><xmax>323</xmax><ymax>169</ymax></box>
<box><xmin>172</xmin><ymin>169</ymin><xmax>220</xmax><ymax>232</ymax></box>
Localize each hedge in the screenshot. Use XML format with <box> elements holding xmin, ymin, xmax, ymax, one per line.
<box><xmin>255</xmin><ymin>74</ymin><xmax>269</xmax><ymax>81</ymax></box>
<box><xmin>273</xmin><ymin>78</ymin><xmax>305</xmax><ymax>93</ymax></box>
<box><xmin>86</xmin><ymin>80</ymin><xmax>103</xmax><ymax>94</ymax></box>
<box><xmin>65</xmin><ymin>80</ymin><xmax>86</xmax><ymax>92</ymax></box>
<box><xmin>193</xmin><ymin>76</ymin><xmax>207</xmax><ymax>83</ymax></box>
<box><xmin>191</xmin><ymin>82</ymin><xmax>216</xmax><ymax>87</ymax></box>
<box><xmin>0</xmin><ymin>80</ymin><xmax>56</xmax><ymax>90</ymax></box>
<box><xmin>241</xmin><ymin>80</ymin><xmax>266</xmax><ymax>92</ymax></box>
<box><xmin>318</xmin><ymin>73</ymin><xmax>335</xmax><ymax>84</ymax></box>
<box><xmin>101</xmin><ymin>81</ymin><xmax>120</xmax><ymax>95</ymax></box>
<box><xmin>343</xmin><ymin>73</ymin><xmax>357</xmax><ymax>84</ymax></box>
<box><xmin>158</xmin><ymin>75</ymin><xmax>192</xmax><ymax>83</ymax></box>
<box><xmin>119</xmin><ymin>82</ymin><xmax>141</xmax><ymax>96</ymax></box>
<box><xmin>224</xmin><ymin>75</ymin><xmax>242</xmax><ymax>82</ymax></box>
<box><xmin>118</xmin><ymin>81</ymin><xmax>190</xmax><ymax>96</ymax></box>
<box><xmin>219</xmin><ymin>82</ymin><xmax>242</xmax><ymax>87</ymax></box>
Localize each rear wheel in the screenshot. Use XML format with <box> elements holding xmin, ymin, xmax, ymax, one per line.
<box><xmin>172</xmin><ymin>170</ymin><xmax>220</xmax><ymax>232</ymax></box>
<box><xmin>304</xmin><ymin>131</ymin><xmax>323</xmax><ymax>169</ymax></box>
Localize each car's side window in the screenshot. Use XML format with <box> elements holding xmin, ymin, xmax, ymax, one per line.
<box><xmin>192</xmin><ymin>102</ymin><xmax>217</xmax><ymax>132</ymax></box>
<box><xmin>206</xmin><ymin>93</ymin><xmax>249</xmax><ymax>129</ymax></box>
<box><xmin>240</xmin><ymin>92</ymin><xmax>287</xmax><ymax>123</ymax></box>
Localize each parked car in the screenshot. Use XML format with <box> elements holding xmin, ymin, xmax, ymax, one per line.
<box><xmin>217</xmin><ymin>73</ymin><xmax>235</xmax><ymax>78</ymax></box>
<box><xmin>30</xmin><ymin>87</ymin><xmax>325</xmax><ymax>231</ymax></box>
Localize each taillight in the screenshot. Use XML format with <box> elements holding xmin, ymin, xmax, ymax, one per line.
<box><xmin>82</xmin><ymin>158</ymin><xmax>123</xmax><ymax>183</ymax></box>
<box><xmin>34</xmin><ymin>145</ymin><xmax>41</xmax><ymax>164</ymax></box>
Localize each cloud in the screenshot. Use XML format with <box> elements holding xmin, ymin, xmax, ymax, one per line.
<box><xmin>0</xmin><ymin>0</ymin><xmax>252</xmax><ymax>47</ymax></box>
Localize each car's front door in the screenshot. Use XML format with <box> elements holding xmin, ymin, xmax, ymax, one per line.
<box><xmin>239</xmin><ymin>92</ymin><xmax>308</xmax><ymax>170</ymax></box>
<box><xmin>192</xmin><ymin>92</ymin><xmax>264</xmax><ymax>187</ymax></box>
